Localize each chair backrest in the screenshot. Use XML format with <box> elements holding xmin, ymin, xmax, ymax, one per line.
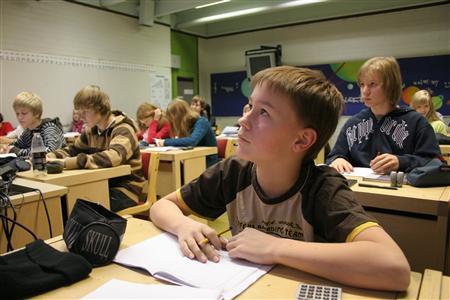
<box><xmin>117</xmin><ymin>152</ymin><xmax>160</xmax><ymax>216</ymax></box>
<box><xmin>225</xmin><ymin>138</ymin><xmax>238</xmax><ymax>158</ymax></box>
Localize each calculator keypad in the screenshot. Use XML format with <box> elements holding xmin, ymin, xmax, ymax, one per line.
<box><xmin>296</xmin><ymin>283</ymin><xmax>341</xmax><ymax>300</ymax></box>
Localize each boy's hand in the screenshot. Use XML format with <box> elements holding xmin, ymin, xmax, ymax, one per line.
<box><xmin>370</xmin><ymin>154</ymin><xmax>399</xmax><ymax>174</ymax></box>
<box><xmin>176</xmin><ymin>220</ymin><xmax>225</xmax><ymax>263</ymax></box>
<box><xmin>330</xmin><ymin>158</ymin><xmax>354</xmax><ymax>173</ymax></box>
<box><xmin>226</xmin><ymin>227</ymin><xmax>277</xmax><ymax>265</ymax></box>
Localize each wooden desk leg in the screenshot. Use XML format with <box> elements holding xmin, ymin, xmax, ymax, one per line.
<box><xmin>183</xmin><ymin>157</ymin><xmax>206</xmax><ymax>184</ymax></box>
<box><xmin>172</xmin><ymin>158</ymin><xmax>182</xmax><ymax>190</ymax></box>
<box><xmin>65</xmin><ymin>181</ymin><xmax>110</xmax><ymax>216</ymax></box>
<box><xmin>0</xmin><ymin>196</ymin><xmax>64</xmax><ymax>253</ymax></box>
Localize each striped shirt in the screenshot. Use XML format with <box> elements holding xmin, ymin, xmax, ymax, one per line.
<box><xmin>49</xmin><ymin>111</ymin><xmax>146</xmax><ymax>203</ymax></box>
<box><xmin>10</xmin><ymin>118</ymin><xmax>66</xmax><ymax>157</ymax></box>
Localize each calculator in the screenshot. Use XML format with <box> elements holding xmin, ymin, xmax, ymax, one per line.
<box><xmin>296</xmin><ymin>283</ymin><xmax>342</xmax><ymax>300</ymax></box>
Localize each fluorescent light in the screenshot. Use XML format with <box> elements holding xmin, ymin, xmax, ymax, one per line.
<box><xmin>277</xmin><ymin>0</ymin><xmax>327</xmax><ymax>8</ymax></box>
<box><xmin>194</xmin><ymin>7</ymin><xmax>269</xmax><ymax>23</ymax></box>
<box><xmin>195</xmin><ymin>0</ymin><xmax>231</xmax><ymax>9</ymax></box>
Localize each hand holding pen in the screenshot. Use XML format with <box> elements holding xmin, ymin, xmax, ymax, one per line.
<box><xmin>370</xmin><ymin>152</ymin><xmax>399</xmax><ymax>174</ymax></box>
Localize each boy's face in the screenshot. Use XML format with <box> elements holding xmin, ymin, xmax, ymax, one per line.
<box><xmin>359</xmin><ymin>71</ymin><xmax>389</xmax><ymax>109</ymax></box>
<box><xmin>15</xmin><ymin>107</ymin><xmax>39</xmax><ymax>129</ymax></box>
<box><xmin>236</xmin><ymin>83</ymin><xmax>304</xmax><ymax>163</ymax></box>
<box><xmin>79</xmin><ymin>107</ymin><xmax>102</xmax><ymax>128</ymax></box>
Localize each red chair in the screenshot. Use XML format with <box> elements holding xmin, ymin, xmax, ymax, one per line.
<box><xmin>117</xmin><ymin>152</ymin><xmax>160</xmax><ymax>216</ymax></box>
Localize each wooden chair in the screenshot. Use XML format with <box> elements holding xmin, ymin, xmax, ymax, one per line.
<box><xmin>117</xmin><ymin>152</ymin><xmax>160</xmax><ymax>216</ymax></box>
<box><xmin>225</xmin><ymin>138</ymin><xmax>238</xmax><ymax>158</ymax></box>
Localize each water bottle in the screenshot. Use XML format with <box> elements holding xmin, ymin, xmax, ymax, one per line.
<box><xmin>31</xmin><ymin>132</ymin><xmax>47</xmax><ymax>175</ymax></box>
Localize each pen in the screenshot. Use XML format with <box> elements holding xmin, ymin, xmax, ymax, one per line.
<box><xmin>199</xmin><ymin>227</ymin><xmax>232</xmax><ymax>245</ymax></box>
<box><xmin>358</xmin><ymin>183</ymin><xmax>398</xmax><ymax>190</ymax></box>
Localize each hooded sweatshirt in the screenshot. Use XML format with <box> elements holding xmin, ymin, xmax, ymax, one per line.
<box><xmin>326</xmin><ymin>106</ymin><xmax>441</xmax><ymax>172</ymax></box>
<box><xmin>49</xmin><ymin>110</ymin><xmax>146</xmax><ymax>203</ymax></box>
<box><xmin>11</xmin><ymin>117</ymin><xmax>66</xmax><ymax>157</ymax></box>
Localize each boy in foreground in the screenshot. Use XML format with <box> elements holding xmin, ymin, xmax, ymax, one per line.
<box><xmin>150</xmin><ymin>66</ymin><xmax>410</xmax><ymax>291</ymax></box>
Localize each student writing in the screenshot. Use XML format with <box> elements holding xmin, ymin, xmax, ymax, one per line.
<box><xmin>151</xmin><ymin>66</ymin><xmax>410</xmax><ymax>291</ymax></box>
<box><xmin>47</xmin><ymin>85</ymin><xmax>146</xmax><ymax>212</ymax></box>
<box><xmin>155</xmin><ymin>99</ymin><xmax>218</xmax><ymax>167</ymax></box>
<box><xmin>136</xmin><ymin>102</ymin><xmax>171</xmax><ymax>144</ymax></box>
<box><xmin>326</xmin><ymin>56</ymin><xmax>441</xmax><ymax>174</ymax></box>
<box><xmin>0</xmin><ymin>92</ymin><xmax>65</xmax><ymax>156</ymax></box>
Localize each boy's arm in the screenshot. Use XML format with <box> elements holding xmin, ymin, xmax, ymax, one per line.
<box><xmin>226</xmin><ymin>225</ymin><xmax>410</xmax><ymax>291</ymax></box>
<box><xmin>150</xmin><ymin>191</ymin><xmax>224</xmax><ymax>263</ymax></box>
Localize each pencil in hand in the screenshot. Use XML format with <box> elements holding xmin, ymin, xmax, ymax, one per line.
<box><xmin>199</xmin><ymin>227</ymin><xmax>232</xmax><ymax>246</ymax></box>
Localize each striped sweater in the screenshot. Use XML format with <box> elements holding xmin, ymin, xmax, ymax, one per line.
<box><xmin>49</xmin><ymin>111</ymin><xmax>146</xmax><ymax>203</ymax></box>
<box><xmin>10</xmin><ymin>118</ymin><xmax>66</xmax><ymax>157</ymax></box>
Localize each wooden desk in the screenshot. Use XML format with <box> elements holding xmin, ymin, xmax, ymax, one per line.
<box><xmin>17</xmin><ymin>165</ymin><xmax>131</xmax><ymax>216</ymax></box>
<box><xmin>142</xmin><ymin>147</ymin><xmax>217</xmax><ymax>197</ymax></box>
<box><xmin>348</xmin><ymin>176</ymin><xmax>450</xmax><ymax>274</ymax></box>
<box><xmin>418</xmin><ymin>269</ymin><xmax>449</xmax><ymax>299</ymax></box>
<box><xmin>0</xmin><ymin>178</ymin><xmax>67</xmax><ymax>253</ymax></box>
<box><xmin>440</xmin><ymin>145</ymin><xmax>450</xmax><ymax>164</ymax></box>
<box><xmin>36</xmin><ymin>218</ymin><xmax>422</xmax><ymax>299</ymax></box>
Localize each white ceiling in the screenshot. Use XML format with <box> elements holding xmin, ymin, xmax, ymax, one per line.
<box><xmin>71</xmin><ymin>0</ymin><xmax>447</xmax><ymax>38</ymax></box>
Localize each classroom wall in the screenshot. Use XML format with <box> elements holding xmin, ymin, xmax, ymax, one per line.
<box><xmin>0</xmin><ymin>0</ymin><xmax>171</xmax><ymax>129</ymax></box>
<box><xmin>171</xmin><ymin>31</ymin><xmax>199</xmax><ymax>100</ymax></box>
<box><xmin>198</xmin><ymin>4</ymin><xmax>450</xmax><ymax>144</ymax></box>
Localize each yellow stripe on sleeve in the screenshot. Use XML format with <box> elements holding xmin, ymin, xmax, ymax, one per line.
<box><xmin>345</xmin><ymin>221</ymin><xmax>380</xmax><ymax>242</ymax></box>
<box><xmin>175</xmin><ymin>189</ymin><xmax>194</xmax><ymax>215</ymax></box>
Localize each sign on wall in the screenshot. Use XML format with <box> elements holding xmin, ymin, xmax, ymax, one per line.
<box><xmin>210</xmin><ymin>54</ymin><xmax>450</xmax><ymax>116</ymax></box>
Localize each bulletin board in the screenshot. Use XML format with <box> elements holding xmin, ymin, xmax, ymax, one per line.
<box><xmin>210</xmin><ymin>54</ymin><xmax>450</xmax><ymax>116</ymax></box>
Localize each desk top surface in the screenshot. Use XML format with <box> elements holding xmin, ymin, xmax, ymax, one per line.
<box><xmin>142</xmin><ymin>146</ymin><xmax>218</xmax><ymax>160</ymax></box>
<box><xmin>346</xmin><ymin>176</ymin><xmax>449</xmax><ymax>215</ymax></box>
<box><xmin>9</xmin><ymin>178</ymin><xmax>68</xmax><ymax>204</ymax></box>
<box><xmin>17</xmin><ymin>165</ymin><xmax>131</xmax><ymax>186</ymax></box>
<box><xmin>36</xmin><ymin>218</ymin><xmax>421</xmax><ymax>300</ymax></box>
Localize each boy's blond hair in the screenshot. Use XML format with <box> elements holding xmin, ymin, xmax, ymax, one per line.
<box><xmin>411</xmin><ymin>89</ymin><xmax>440</xmax><ymax>122</ymax></box>
<box><xmin>13</xmin><ymin>92</ymin><xmax>43</xmax><ymax>118</ymax></box>
<box><xmin>166</xmin><ymin>98</ymin><xmax>199</xmax><ymax>138</ymax></box>
<box><xmin>73</xmin><ymin>85</ymin><xmax>111</xmax><ymax>116</ymax></box>
<box><xmin>252</xmin><ymin>66</ymin><xmax>343</xmax><ymax>162</ymax></box>
<box><xmin>357</xmin><ymin>57</ymin><xmax>402</xmax><ymax>107</ymax></box>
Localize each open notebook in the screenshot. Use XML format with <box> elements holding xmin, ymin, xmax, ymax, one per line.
<box><xmin>113</xmin><ymin>233</ymin><xmax>273</xmax><ymax>300</ymax></box>
<box><xmin>83</xmin><ymin>279</ymin><xmax>222</xmax><ymax>299</ymax></box>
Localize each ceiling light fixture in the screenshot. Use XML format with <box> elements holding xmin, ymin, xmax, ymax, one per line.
<box><xmin>277</xmin><ymin>0</ymin><xmax>327</xmax><ymax>8</ymax></box>
<box><xmin>195</xmin><ymin>0</ymin><xmax>231</xmax><ymax>9</ymax></box>
<box><xmin>194</xmin><ymin>7</ymin><xmax>269</xmax><ymax>23</ymax></box>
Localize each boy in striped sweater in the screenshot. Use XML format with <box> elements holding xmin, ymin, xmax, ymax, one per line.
<box><xmin>0</xmin><ymin>92</ymin><xmax>66</xmax><ymax>157</ymax></box>
<box><xmin>47</xmin><ymin>85</ymin><xmax>146</xmax><ymax>212</ymax></box>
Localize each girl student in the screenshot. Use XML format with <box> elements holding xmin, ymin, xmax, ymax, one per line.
<box><xmin>155</xmin><ymin>98</ymin><xmax>218</xmax><ymax>166</ymax></box>
<box><xmin>136</xmin><ymin>102</ymin><xmax>171</xmax><ymax>144</ymax></box>
<box><xmin>410</xmin><ymin>89</ymin><xmax>447</xmax><ymax>135</ymax></box>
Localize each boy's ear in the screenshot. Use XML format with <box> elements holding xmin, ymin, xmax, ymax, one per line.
<box><xmin>292</xmin><ymin>128</ymin><xmax>317</xmax><ymax>153</ymax></box>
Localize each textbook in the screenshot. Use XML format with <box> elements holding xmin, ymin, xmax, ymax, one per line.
<box><xmin>113</xmin><ymin>233</ymin><xmax>273</xmax><ymax>300</ymax></box>
<box><xmin>83</xmin><ymin>279</ymin><xmax>222</xmax><ymax>299</ymax></box>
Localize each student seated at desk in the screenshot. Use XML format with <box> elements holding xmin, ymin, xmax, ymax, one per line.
<box><xmin>150</xmin><ymin>66</ymin><xmax>410</xmax><ymax>291</ymax></box>
<box><xmin>326</xmin><ymin>57</ymin><xmax>440</xmax><ymax>174</ymax></box>
<box><xmin>47</xmin><ymin>85</ymin><xmax>146</xmax><ymax>212</ymax></box>
<box><xmin>410</xmin><ymin>89</ymin><xmax>447</xmax><ymax>135</ymax></box>
<box><xmin>136</xmin><ymin>102</ymin><xmax>171</xmax><ymax>145</ymax></box>
<box><xmin>154</xmin><ymin>99</ymin><xmax>218</xmax><ymax>167</ymax></box>
<box><xmin>0</xmin><ymin>92</ymin><xmax>65</xmax><ymax>157</ymax></box>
